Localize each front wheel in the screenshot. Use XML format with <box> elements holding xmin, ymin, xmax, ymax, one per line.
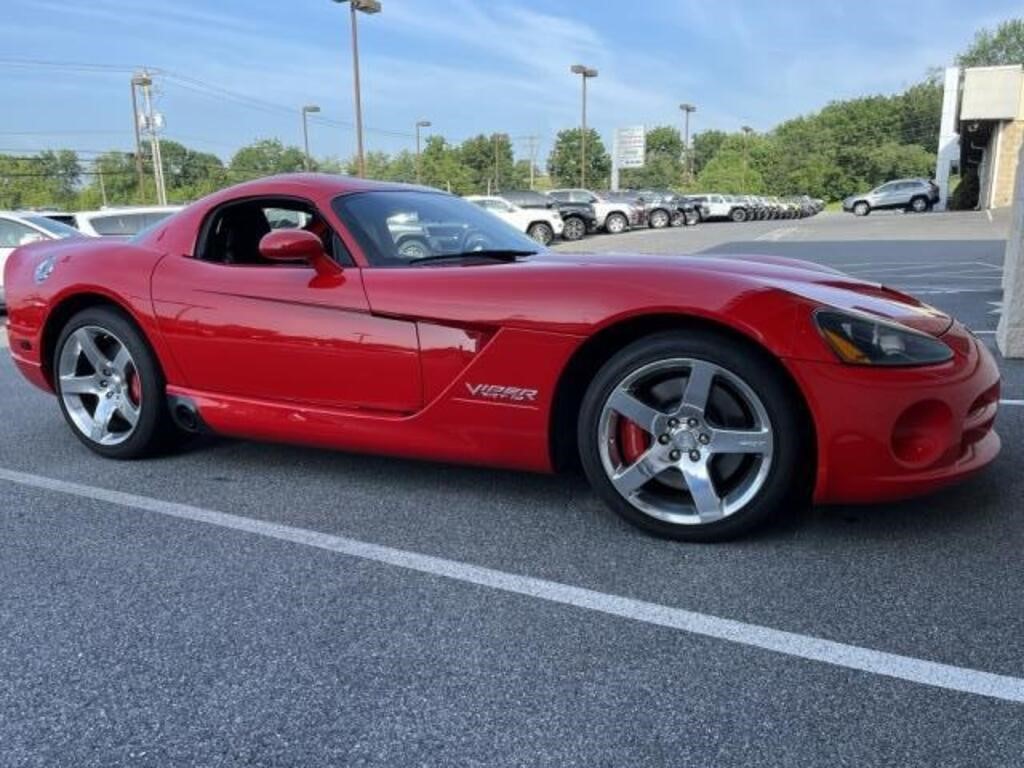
<box><xmin>54</xmin><ymin>306</ymin><xmax>175</xmax><ymax>459</ymax></box>
<box><xmin>730</xmin><ymin>207</ymin><xmax>748</xmax><ymax>223</ymax></box>
<box><xmin>604</xmin><ymin>212</ymin><xmax>628</xmax><ymax>234</ymax></box>
<box><xmin>648</xmin><ymin>209</ymin><xmax>670</xmax><ymax>229</ymax></box>
<box><xmin>562</xmin><ymin>216</ymin><xmax>587</xmax><ymax>241</ymax></box>
<box><xmin>853</xmin><ymin>201</ymin><xmax>870</xmax><ymax>216</ymax></box>
<box><xmin>577</xmin><ymin>331</ymin><xmax>810</xmax><ymax>541</ymax></box>
<box><xmin>527</xmin><ymin>222</ymin><xmax>554</xmax><ymax>245</ymax></box>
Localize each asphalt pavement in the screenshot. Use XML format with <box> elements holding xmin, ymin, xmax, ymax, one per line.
<box><xmin>2</xmin><ymin>210</ymin><xmax>1023</xmax><ymax>766</ymax></box>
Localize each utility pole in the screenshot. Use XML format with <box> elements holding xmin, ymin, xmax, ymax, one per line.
<box><xmin>493</xmin><ymin>133</ymin><xmax>507</xmax><ymax>192</ymax></box>
<box><xmin>97</xmin><ymin>165</ymin><xmax>108</xmax><ymax>207</ymax></box>
<box><xmin>134</xmin><ymin>71</ymin><xmax>167</xmax><ymax>206</ymax></box>
<box><xmin>415</xmin><ymin>120</ymin><xmax>431</xmax><ymax>183</ymax></box>
<box><xmin>522</xmin><ymin>135</ymin><xmax>539</xmax><ymax>190</ymax></box>
<box><xmin>301</xmin><ymin>105</ymin><xmax>320</xmax><ymax>170</ymax></box>
<box><xmin>741</xmin><ymin>125</ymin><xmax>753</xmax><ymax>191</ymax></box>
<box><xmin>680</xmin><ymin>103</ymin><xmax>696</xmax><ymax>182</ymax></box>
<box><xmin>332</xmin><ymin>0</ymin><xmax>381</xmax><ymax>178</ymax></box>
<box><xmin>570</xmin><ymin>64</ymin><xmax>598</xmax><ymax>188</ymax></box>
<box><xmin>129</xmin><ymin>77</ymin><xmax>145</xmax><ymax>200</ymax></box>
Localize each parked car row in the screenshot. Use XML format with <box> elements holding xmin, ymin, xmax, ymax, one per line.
<box><xmin>687</xmin><ymin>193</ymin><xmax>825</xmax><ymax>223</ymax></box>
<box><xmin>467</xmin><ymin>188</ymin><xmax>711</xmax><ymax>245</ymax></box>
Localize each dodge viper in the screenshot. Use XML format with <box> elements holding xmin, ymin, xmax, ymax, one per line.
<box><xmin>3</xmin><ymin>175</ymin><xmax>1001</xmax><ymax>541</ymax></box>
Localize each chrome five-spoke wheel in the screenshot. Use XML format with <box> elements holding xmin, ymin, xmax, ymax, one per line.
<box><xmin>598</xmin><ymin>358</ymin><xmax>773</xmax><ymax>525</ymax></box>
<box><xmin>578</xmin><ymin>331</ymin><xmax>807</xmax><ymax>541</ymax></box>
<box><xmin>58</xmin><ymin>326</ymin><xmax>143</xmax><ymax>446</ymax></box>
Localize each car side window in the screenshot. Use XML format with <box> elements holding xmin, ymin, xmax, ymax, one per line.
<box><xmin>197</xmin><ymin>197</ymin><xmax>351</xmax><ymax>267</ymax></box>
<box><xmin>0</xmin><ymin>218</ymin><xmax>41</xmax><ymax>247</ymax></box>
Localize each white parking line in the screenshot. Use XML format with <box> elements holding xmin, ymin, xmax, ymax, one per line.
<box><xmin>1001</xmin><ymin>400</ymin><xmax>1024</xmax><ymax>407</ymax></box>
<box><xmin>1</xmin><ymin>466</ymin><xmax>1022</xmax><ymax>704</ymax></box>
<box><xmin>755</xmin><ymin>227</ymin><xmax>798</xmax><ymax>242</ymax></box>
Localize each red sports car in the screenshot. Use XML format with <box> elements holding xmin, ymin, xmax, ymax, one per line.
<box><xmin>3</xmin><ymin>175</ymin><xmax>1001</xmax><ymax>541</ymax></box>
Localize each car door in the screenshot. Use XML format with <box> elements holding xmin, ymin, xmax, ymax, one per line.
<box><xmin>151</xmin><ymin>196</ymin><xmax>422</xmax><ymax>414</ymax></box>
<box><xmin>871</xmin><ymin>183</ymin><xmax>898</xmax><ymax>209</ymax></box>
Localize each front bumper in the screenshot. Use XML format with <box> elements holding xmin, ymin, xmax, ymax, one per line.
<box><xmin>787</xmin><ymin>322</ymin><xmax>1001</xmax><ymax>504</ymax></box>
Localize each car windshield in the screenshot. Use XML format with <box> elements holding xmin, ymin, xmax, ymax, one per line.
<box><xmin>21</xmin><ymin>215</ymin><xmax>84</xmax><ymax>239</ymax></box>
<box><xmin>332</xmin><ymin>190</ymin><xmax>539</xmax><ymax>266</ymax></box>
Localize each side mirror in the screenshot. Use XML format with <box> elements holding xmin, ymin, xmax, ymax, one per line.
<box><xmin>258</xmin><ymin>229</ymin><xmax>342</xmax><ymax>277</ymax></box>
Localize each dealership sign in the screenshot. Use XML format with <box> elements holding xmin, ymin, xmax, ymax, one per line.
<box><xmin>615</xmin><ymin>125</ymin><xmax>646</xmax><ymax>168</ymax></box>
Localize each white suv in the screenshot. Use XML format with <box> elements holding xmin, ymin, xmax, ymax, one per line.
<box><xmin>465</xmin><ymin>196</ymin><xmax>563</xmax><ymax>245</ymax></box>
<box><xmin>50</xmin><ymin>206</ymin><xmax>182</xmax><ymax>238</ymax></box>
<box><xmin>547</xmin><ymin>189</ymin><xmax>641</xmax><ymax>234</ymax></box>
<box><xmin>0</xmin><ymin>211</ymin><xmax>84</xmax><ymax>310</ymax></box>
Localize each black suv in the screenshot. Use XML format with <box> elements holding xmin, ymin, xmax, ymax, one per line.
<box><xmin>632</xmin><ymin>189</ymin><xmax>701</xmax><ymax>228</ymax></box>
<box><xmin>499</xmin><ymin>190</ymin><xmax>596</xmax><ymax>241</ymax></box>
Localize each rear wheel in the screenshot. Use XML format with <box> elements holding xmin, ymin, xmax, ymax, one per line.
<box><xmin>55</xmin><ymin>307</ymin><xmax>176</xmax><ymax>458</ymax></box>
<box><xmin>730</xmin><ymin>207</ymin><xmax>748</xmax><ymax>223</ymax></box>
<box><xmin>561</xmin><ymin>216</ymin><xmax>587</xmax><ymax>241</ymax></box>
<box><xmin>605</xmin><ymin>212</ymin><xmax>628</xmax><ymax>234</ymax></box>
<box><xmin>578</xmin><ymin>331</ymin><xmax>809</xmax><ymax>541</ymax></box>
<box><xmin>527</xmin><ymin>222</ymin><xmax>554</xmax><ymax>245</ymax></box>
<box><xmin>684</xmin><ymin>210</ymin><xmax>699</xmax><ymax>226</ymax></box>
<box><xmin>909</xmin><ymin>196</ymin><xmax>929</xmax><ymax>213</ymax></box>
<box><xmin>649</xmin><ymin>209</ymin><xmax>670</xmax><ymax>229</ymax></box>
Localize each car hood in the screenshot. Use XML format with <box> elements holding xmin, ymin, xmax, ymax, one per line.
<box><xmin>534</xmin><ymin>250</ymin><xmax>953</xmax><ymax>337</ymax></box>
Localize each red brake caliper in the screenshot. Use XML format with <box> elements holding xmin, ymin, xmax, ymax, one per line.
<box><xmin>618</xmin><ymin>419</ymin><xmax>650</xmax><ymax>464</ymax></box>
<box><xmin>127</xmin><ymin>369</ymin><xmax>142</xmax><ymax>406</ymax></box>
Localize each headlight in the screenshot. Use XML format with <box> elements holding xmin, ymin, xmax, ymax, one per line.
<box><xmin>814</xmin><ymin>309</ymin><xmax>953</xmax><ymax>366</ymax></box>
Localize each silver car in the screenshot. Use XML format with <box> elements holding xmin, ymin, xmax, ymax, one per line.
<box><xmin>842</xmin><ymin>178</ymin><xmax>939</xmax><ymax>216</ymax></box>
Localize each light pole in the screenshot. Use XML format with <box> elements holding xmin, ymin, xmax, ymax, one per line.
<box><xmin>415</xmin><ymin>119</ymin><xmax>431</xmax><ymax>183</ymax></box>
<box><xmin>570</xmin><ymin>64</ymin><xmax>598</xmax><ymax>188</ymax></box>
<box><xmin>129</xmin><ymin>76</ymin><xmax>145</xmax><ymax>199</ymax></box>
<box><xmin>332</xmin><ymin>0</ymin><xmax>381</xmax><ymax>178</ymax></box>
<box><xmin>301</xmin><ymin>105</ymin><xmax>320</xmax><ymax>170</ymax></box>
<box><xmin>679</xmin><ymin>103</ymin><xmax>696</xmax><ymax>182</ymax></box>
<box><xmin>741</xmin><ymin>125</ymin><xmax>753</xmax><ymax>190</ymax></box>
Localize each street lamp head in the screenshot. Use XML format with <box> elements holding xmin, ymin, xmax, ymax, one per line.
<box><xmin>570</xmin><ymin>64</ymin><xmax>598</xmax><ymax>77</ymax></box>
<box><xmin>332</xmin><ymin>0</ymin><xmax>381</xmax><ymax>11</ymax></box>
<box><xmin>741</xmin><ymin>125</ymin><xmax>754</xmax><ymax>134</ymax></box>
<box><xmin>416</xmin><ymin>120</ymin><xmax>432</xmax><ymax>128</ymax></box>
<box><xmin>680</xmin><ymin>103</ymin><xmax>696</xmax><ymax>113</ymax></box>
<box><xmin>303</xmin><ymin>105</ymin><xmax>321</xmax><ymax>114</ymax></box>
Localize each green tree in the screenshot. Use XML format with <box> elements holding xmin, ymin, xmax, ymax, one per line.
<box><xmin>0</xmin><ymin>150</ymin><xmax>81</xmax><ymax>209</ymax></box>
<box><xmin>229</xmin><ymin>139</ymin><xmax>307</xmax><ymax>180</ymax></box>
<box><xmin>690</xmin><ymin>130</ymin><xmax>728</xmax><ymax>177</ymax></box>
<box><xmin>419</xmin><ymin>135</ymin><xmax>473</xmax><ymax>194</ymax></box>
<box><xmin>547</xmin><ymin>128</ymin><xmax>610</xmax><ymax>188</ymax></box>
<box><xmin>957</xmin><ymin>19</ymin><xmax>1024</xmax><ymax>67</ymax></box>
<box><xmin>458</xmin><ymin>133</ymin><xmax>522</xmax><ymax>193</ymax></box>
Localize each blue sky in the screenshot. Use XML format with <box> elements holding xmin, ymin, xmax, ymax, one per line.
<box><xmin>2</xmin><ymin>0</ymin><xmax>1020</xmax><ymax>165</ymax></box>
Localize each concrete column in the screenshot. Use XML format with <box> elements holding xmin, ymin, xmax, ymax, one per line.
<box><xmin>934</xmin><ymin>67</ymin><xmax>961</xmax><ymax>211</ymax></box>
<box><xmin>997</xmin><ymin>138</ymin><xmax>1024</xmax><ymax>357</ymax></box>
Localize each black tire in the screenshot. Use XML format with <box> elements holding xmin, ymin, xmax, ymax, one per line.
<box><xmin>730</xmin><ymin>207</ymin><xmax>748</xmax><ymax>223</ymax></box>
<box><xmin>397</xmin><ymin>237</ymin><xmax>430</xmax><ymax>258</ymax></box>
<box><xmin>604</xmin><ymin>212</ymin><xmax>628</xmax><ymax>234</ymax></box>
<box><xmin>561</xmin><ymin>216</ymin><xmax>587</xmax><ymax>241</ymax></box>
<box><xmin>908</xmin><ymin>196</ymin><xmax>928</xmax><ymax>213</ymax></box>
<box><xmin>648</xmin><ymin>209</ymin><xmax>670</xmax><ymax>229</ymax></box>
<box><xmin>683</xmin><ymin>210</ymin><xmax>699</xmax><ymax>226</ymax></box>
<box><xmin>577</xmin><ymin>330</ymin><xmax>810</xmax><ymax>542</ymax></box>
<box><xmin>669</xmin><ymin>211</ymin><xmax>685</xmax><ymax>227</ymax></box>
<box><xmin>54</xmin><ymin>306</ymin><xmax>176</xmax><ymax>459</ymax></box>
<box><xmin>527</xmin><ymin>222</ymin><xmax>554</xmax><ymax>245</ymax></box>
<box><xmin>852</xmin><ymin>201</ymin><xmax>870</xmax><ymax>217</ymax></box>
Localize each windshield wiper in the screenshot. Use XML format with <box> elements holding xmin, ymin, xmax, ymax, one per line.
<box><xmin>410</xmin><ymin>249</ymin><xmax>536</xmax><ymax>265</ymax></box>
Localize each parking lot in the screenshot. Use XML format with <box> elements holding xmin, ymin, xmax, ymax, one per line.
<box><xmin>2</xmin><ymin>210</ymin><xmax>1023</xmax><ymax>766</ymax></box>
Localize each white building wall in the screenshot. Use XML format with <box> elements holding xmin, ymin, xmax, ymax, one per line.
<box><xmin>934</xmin><ymin>67</ymin><xmax>961</xmax><ymax>211</ymax></box>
